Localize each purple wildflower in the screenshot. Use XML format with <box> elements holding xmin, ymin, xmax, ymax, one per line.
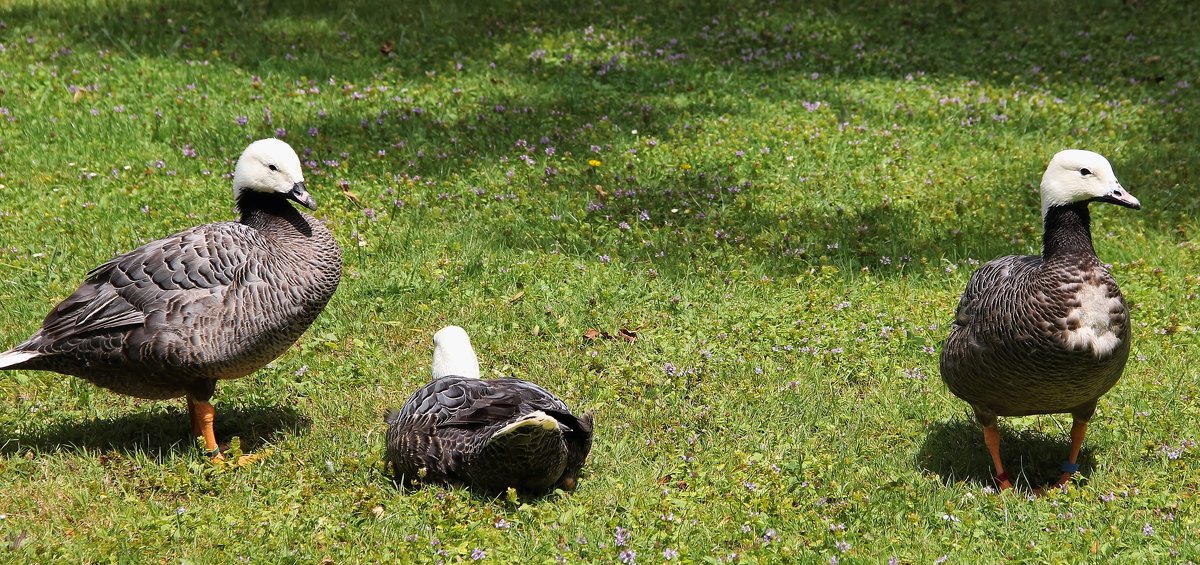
<box><xmin>613</xmin><ymin>527</ymin><xmax>629</xmax><ymax>547</ymax></box>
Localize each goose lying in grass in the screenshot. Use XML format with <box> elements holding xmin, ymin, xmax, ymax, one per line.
<box><xmin>0</xmin><ymin>138</ymin><xmax>342</xmax><ymax>460</ymax></box>
<box><xmin>386</xmin><ymin>326</ymin><xmax>593</xmax><ymax>495</ymax></box>
<box><xmin>941</xmin><ymin>149</ymin><xmax>1140</xmax><ymax>491</ymax></box>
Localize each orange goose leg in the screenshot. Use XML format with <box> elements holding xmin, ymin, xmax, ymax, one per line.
<box><xmin>187</xmin><ymin>400</ymin><xmax>199</xmax><ymax>439</ymax></box>
<box><xmin>187</xmin><ymin>397</ymin><xmax>224</xmax><ymax>461</ymax></box>
<box><xmin>983</xmin><ymin>424</ymin><xmax>1013</xmax><ymax>490</ymax></box>
<box><xmin>1051</xmin><ymin>419</ymin><xmax>1087</xmax><ymax>488</ymax></box>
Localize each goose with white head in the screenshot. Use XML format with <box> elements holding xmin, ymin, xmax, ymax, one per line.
<box><xmin>941</xmin><ymin>149</ymin><xmax>1140</xmax><ymax>491</ymax></box>
<box><xmin>386</xmin><ymin>326</ymin><xmax>593</xmax><ymax>495</ymax></box>
<box><xmin>0</xmin><ymin>138</ymin><xmax>342</xmax><ymax>460</ymax></box>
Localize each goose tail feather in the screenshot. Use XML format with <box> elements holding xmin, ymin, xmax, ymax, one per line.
<box><xmin>0</xmin><ymin>349</ymin><xmax>38</xmax><ymax>370</ymax></box>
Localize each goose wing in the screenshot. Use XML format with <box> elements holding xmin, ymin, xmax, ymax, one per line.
<box><xmin>950</xmin><ymin>254</ymin><xmax>1040</xmax><ymax>330</ymax></box>
<box><xmin>34</xmin><ymin>223</ymin><xmax>259</xmax><ymax>343</ymax></box>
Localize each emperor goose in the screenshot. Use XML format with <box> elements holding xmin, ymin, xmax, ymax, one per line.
<box><xmin>386</xmin><ymin>326</ymin><xmax>593</xmax><ymax>495</ymax></box>
<box><xmin>0</xmin><ymin>138</ymin><xmax>342</xmax><ymax>459</ymax></box>
<box><xmin>941</xmin><ymin>149</ymin><xmax>1140</xmax><ymax>490</ymax></box>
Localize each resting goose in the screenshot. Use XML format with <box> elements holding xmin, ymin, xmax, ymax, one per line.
<box><xmin>940</xmin><ymin>150</ymin><xmax>1140</xmax><ymax>490</ymax></box>
<box><xmin>386</xmin><ymin>326</ymin><xmax>594</xmax><ymax>495</ymax></box>
<box><xmin>0</xmin><ymin>138</ymin><xmax>342</xmax><ymax>459</ymax></box>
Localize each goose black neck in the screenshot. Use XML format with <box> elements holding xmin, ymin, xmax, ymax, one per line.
<box><xmin>236</xmin><ymin>190</ymin><xmax>312</xmax><ymax>236</ymax></box>
<box><xmin>1042</xmin><ymin>202</ymin><xmax>1096</xmax><ymax>262</ymax></box>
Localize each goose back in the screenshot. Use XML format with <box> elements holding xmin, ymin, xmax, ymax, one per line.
<box><xmin>386</xmin><ymin>376</ymin><xmax>593</xmax><ymax>494</ymax></box>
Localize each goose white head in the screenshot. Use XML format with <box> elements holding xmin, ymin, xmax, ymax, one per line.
<box><xmin>1040</xmin><ymin>149</ymin><xmax>1140</xmax><ymax>218</ymax></box>
<box><xmin>232</xmin><ymin>138</ymin><xmax>315</xmax><ymax>210</ymax></box>
<box><xmin>431</xmin><ymin>325</ymin><xmax>481</xmax><ymax>380</ymax></box>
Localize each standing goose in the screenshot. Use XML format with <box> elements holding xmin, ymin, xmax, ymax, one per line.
<box><xmin>941</xmin><ymin>149</ymin><xmax>1140</xmax><ymax>490</ymax></box>
<box><xmin>386</xmin><ymin>326</ymin><xmax>593</xmax><ymax>495</ymax></box>
<box><xmin>0</xmin><ymin>138</ymin><xmax>342</xmax><ymax>459</ymax></box>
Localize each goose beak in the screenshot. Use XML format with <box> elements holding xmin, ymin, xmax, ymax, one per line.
<box><xmin>1096</xmin><ymin>184</ymin><xmax>1141</xmax><ymax>210</ymax></box>
<box><xmin>289</xmin><ymin>182</ymin><xmax>317</xmax><ymax>210</ymax></box>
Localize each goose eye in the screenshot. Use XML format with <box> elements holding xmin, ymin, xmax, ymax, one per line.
<box><xmin>1079</xmin><ymin>168</ymin><xmax>1092</xmax><ymax>176</ymax></box>
<box><xmin>268</xmin><ymin>164</ymin><xmax>279</xmax><ymax>172</ymax></box>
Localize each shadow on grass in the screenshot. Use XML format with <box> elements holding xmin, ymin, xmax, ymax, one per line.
<box><xmin>11</xmin><ymin>0</ymin><xmax>1195</xmax><ymax>279</ymax></box>
<box><xmin>16</xmin><ymin>0</ymin><xmax>1192</xmax><ymax>87</ymax></box>
<box><xmin>916</xmin><ymin>417</ymin><xmax>1096</xmax><ymax>492</ymax></box>
<box><xmin>386</xmin><ymin>476</ymin><xmax>577</xmax><ymax>504</ymax></box>
<box><xmin>0</xmin><ymin>403</ymin><xmax>310</xmax><ymax>459</ymax></box>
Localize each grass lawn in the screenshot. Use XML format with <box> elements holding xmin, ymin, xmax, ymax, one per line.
<box><xmin>1</xmin><ymin>0</ymin><xmax>1198</xmax><ymax>562</ymax></box>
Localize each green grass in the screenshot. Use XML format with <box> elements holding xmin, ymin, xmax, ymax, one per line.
<box><xmin>1</xmin><ymin>0</ymin><xmax>1198</xmax><ymax>561</ymax></box>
